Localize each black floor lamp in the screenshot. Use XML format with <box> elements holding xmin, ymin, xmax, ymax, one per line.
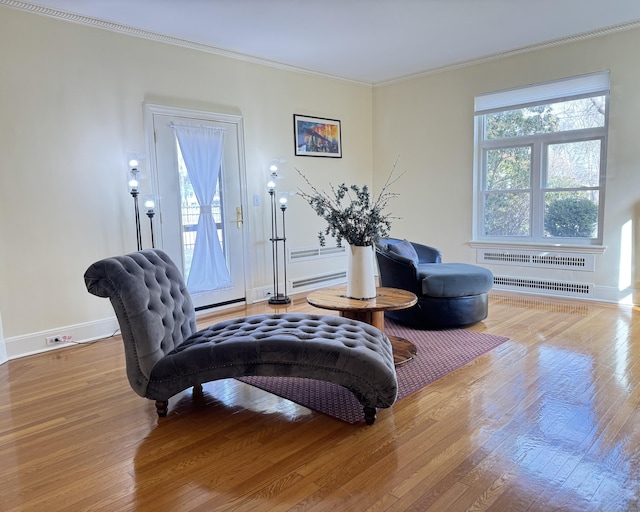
<box><xmin>144</xmin><ymin>198</ymin><xmax>156</xmax><ymax>248</ymax></box>
<box><xmin>128</xmin><ymin>159</ymin><xmax>142</xmax><ymax>251</ymax></box>
<box><xmin>268</xmin><ymin>176</ymin><xmax>290</xmax><ymax>305</ymax></box>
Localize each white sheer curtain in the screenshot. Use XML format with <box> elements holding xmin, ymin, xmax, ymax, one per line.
<box><xmin>171</xmin><ymin>123</ymin><xmax>232</xmax><ymax>293</ymax></box>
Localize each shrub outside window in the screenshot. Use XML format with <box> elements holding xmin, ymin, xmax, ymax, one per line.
<box><xmin>474</xmin><ymin>73</ymin><xmax>609</xmax><ymax>245</ymax></box>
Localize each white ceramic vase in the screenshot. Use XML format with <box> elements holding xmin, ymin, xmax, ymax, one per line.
<box><xmin>346</xmin><ymin>244</ymin><xmax>377</xmax><ymax>299</ymax></box>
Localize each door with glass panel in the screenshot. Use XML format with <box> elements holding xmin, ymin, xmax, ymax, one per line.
<box><xmin>146</xmin><ymin>106</ymin><xmax>247</xmax><ymax>310</ymax></box>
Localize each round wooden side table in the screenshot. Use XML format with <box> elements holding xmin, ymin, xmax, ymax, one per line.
<box><xmin>306</xmin><ymin>285</ymin><xmax>418</xmax><ymax>366</ymax></box>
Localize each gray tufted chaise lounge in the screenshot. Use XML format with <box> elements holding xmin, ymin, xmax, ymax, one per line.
<box><xmin>84</xmin><ymin>249</ymin><xmax>397</xmax><ymax>424</ymax></box>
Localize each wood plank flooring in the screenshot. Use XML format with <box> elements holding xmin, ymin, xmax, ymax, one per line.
<box><xmin>1</xmin><ymin>291</ymin><xmax>639</xmax><ymax>511</ymax></box>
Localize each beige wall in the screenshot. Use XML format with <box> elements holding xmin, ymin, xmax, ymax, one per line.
<box><xmin>3</xmin><ymin>5</ymin><xmax>640</xmax><ymax>358</ymax></box>
<box><xmin>0</xmin><ymin>7</ymin><xmax>372</xmax><ymax>356</ymax></box>
<box><xmin>373</xmin><ymin>27</ymin><xmax>640</xmax><ymax>303</ymax></box>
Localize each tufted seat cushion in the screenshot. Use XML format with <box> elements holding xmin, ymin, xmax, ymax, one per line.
<box><xmin>147</xmin><ymin>312</ymin><xmax>397</xmax><ymax>410</ymax></box>
<box><xmin>418</xmin><ymin>263</ymin><xmax>494</xmax><ymax>298</ymax></box>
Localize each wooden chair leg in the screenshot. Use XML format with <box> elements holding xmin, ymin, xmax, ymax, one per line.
<box><xmin>155</xmin><ymin>400</ymin><xmax>168</xmax><ymax>417</ymax></box>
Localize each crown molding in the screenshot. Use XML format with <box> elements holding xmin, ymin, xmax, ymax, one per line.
<box><xmin>0</xmin><ymin>0</ymin><xmax>371</xmax><ymax>87</ymax></box>
<box><xmin>3</xmin><ymin>0</ymin><xmax>640</xmax><ymax>88</ymax></box>
<box><xmin>375</xmin><ymin>18</ymin><xmax>640</xmax><ymax>87</ymax></box>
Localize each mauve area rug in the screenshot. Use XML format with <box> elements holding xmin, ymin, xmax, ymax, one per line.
<box><xmin>237</xmin><ymin>320</ymin><xmax>509</xmax><ymax>424</ymax></box>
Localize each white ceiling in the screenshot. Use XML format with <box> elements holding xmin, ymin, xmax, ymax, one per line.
<box><xmin>13</xmin><ymin>0</ymin><xmax>640</xmax><ymax>84</ymax></box>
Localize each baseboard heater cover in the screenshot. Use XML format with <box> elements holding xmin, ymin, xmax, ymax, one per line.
<box><xmin>289</xmin><ymin>245</ymin><xmax>346</xmax><ymax>262</ymax></box>
<box><xmin>478</xmin><ymin>249</ymin><xmax>595</xmax><ymax>271</ymax></box>
<box><xmin>291</xmin><ymin>271</ymin><xmax>347</xmax><ymax>289</ymax></box>
<box><xmin>493</xmin><ymin>276</ymin><xmax>593</xmax><ymax>296</ymax></box>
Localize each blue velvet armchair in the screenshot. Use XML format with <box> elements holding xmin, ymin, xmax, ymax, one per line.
<box><xmin>375</xmin><ymin>238</ymin><xmax>493</xmax><ymax>328</ymax></box>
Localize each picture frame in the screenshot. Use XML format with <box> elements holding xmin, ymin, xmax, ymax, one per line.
<box><xmin>293</xmin><ymin>114</ymin><xmax>342</xmax><ymax>158</ymax></box>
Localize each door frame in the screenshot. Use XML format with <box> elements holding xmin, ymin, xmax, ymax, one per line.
<box><xmin>143</xmin><ymin>103</ymin><xmax>252</xmax><ymax>308</ymax></box>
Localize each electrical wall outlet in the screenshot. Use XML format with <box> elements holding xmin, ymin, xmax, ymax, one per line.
<box><xmin>45</xmin><ymin>335</ymin><xmax>72</xmax><ymax>346</ymax></box>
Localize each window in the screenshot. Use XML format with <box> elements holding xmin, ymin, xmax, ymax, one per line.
<box><xmin>474</xmin><ymin>72</ymin><xmax>609</xmax><ymax>245</ymax></box>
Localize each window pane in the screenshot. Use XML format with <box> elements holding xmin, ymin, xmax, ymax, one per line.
<box><xmin>485</xmin><ymin>96</ymin><xmax>606</xmax><ymax>140</ymax></box>
<box><xmin>485</xmin><ymin>105</ymin><xmax>556</xmax><ymax>139</ymax></box>
<box><xmin>553</xmin><ymin>96</ymin><xmax>606</xmax><ymax>131</ymax></box>
<box><xmin>544</xmin><ymin>191</ymin><xmax>599</xmax><ymax>238</ymax></box>
<box><xmin>547</xmin><ymin>140</ymin><xmax>601</xmax><ymax>188</ymax></box>
<box><xmin>484</xmin><ymin>192</ymin><xmax>530</xmax><ymax>236</ymax></box>
<box><xmin>476</xmin><ymin>78</ymin><xmax>607</xmax><ymax>244</ymax></box>
<box><xmin>486</xmin><ymin>146</ymin><xmax>531</xmax><ymax>190</ymax></box>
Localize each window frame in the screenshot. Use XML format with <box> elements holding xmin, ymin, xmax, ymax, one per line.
<box><xmin>473</xmin><ymin>77</ymin><xmax>609</xmax><ymax>247</ymax></box>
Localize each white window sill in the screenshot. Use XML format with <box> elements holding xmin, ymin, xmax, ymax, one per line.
<box><xmin>469</xmin><ymin>240</ymin><xmax>606</xmax><ymax>255</ymax></box>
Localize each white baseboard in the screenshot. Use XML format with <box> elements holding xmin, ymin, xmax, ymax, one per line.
<box><xmin>493</xmin><ymin>283</ymin><xmax>637</xmax><ymax>305</ymax></box>
<box><xmin>6</xmin><ymin>316</ymin><xmax>120</xmax><ymax>360</ymax></box>
<box><xmin>592</xmin><ymin>284</ymin><xmax>637</xmax><ymax>305</ymax></box>
<box><xmin>0</xmin><ymin>313</ymin><xmax>7</xmax><ymax>365</ymax></box>
<box><xmin>7</xmin><ymin>282</ymin><xmax>636</xmax><ymax>361</ymax></box>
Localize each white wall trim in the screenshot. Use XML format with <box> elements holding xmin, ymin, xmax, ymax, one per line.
<box><xmin>0</xmin><ymin>312</ymin><xmax>7</xmax><ymax>365</ymax></box>
<box><xmin>375</xmin><ymin>19</ymin><xmax>640</xmax><ymax>87</ymax></box>
<box><xmin>6</xmin><ymin>279</ymin><xmax>637</xmax><ymax>360</ymax></box>
<box><xmin>5</xmin><ymin>316</ymin><xmax>120</xmax><ymax>360</ymax></box>
<box><xmin>0</xmin><ymin>0</ymin><xmax>369</xmax><ymax>86</ymax></box>
<box><xmin>492</xmin><ymin>284</ymin><xmax>636</xmax><ymax>306</ymax></box>
<box><xmin>4</xmin><ymin>0</ymin><xmax>640</xmax><ymax>88</ymax></box>
<box><xmin>470</xmin><ymin>240</ymin><xmax>607</xmax><ymax>255</ymax></box>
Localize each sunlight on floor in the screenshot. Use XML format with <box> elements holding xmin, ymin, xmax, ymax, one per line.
<box><xmin>207</xmin><ymin>379</ymin><xmax>313</xmax><ymax>420</ymax></box>
<box><xmin>618</xmin><ymin>219</ymin><xmax>632</xmax><ymax>305</ymax></box>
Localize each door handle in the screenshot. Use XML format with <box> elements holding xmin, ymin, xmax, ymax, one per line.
<box><xmin>236</xmin><ymin>206</ymin><xmax>243</xmax><ymax>228</ymax></box>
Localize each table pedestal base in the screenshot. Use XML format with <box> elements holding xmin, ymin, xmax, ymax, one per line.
<box><xmin>386</xmin><ymin>335</ymin><xmax>417</xmax><ymax>367</ymax></box>
<box><xmin>340</xmin><ymin>311</ymin><xmax>417</xmax><ymax>367</ymax></box>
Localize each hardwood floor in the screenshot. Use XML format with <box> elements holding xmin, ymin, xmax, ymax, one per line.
<box><xmin>1</xmin><ymin>291</ymin><xmax>639</xmax><ymax>511</ymax></box>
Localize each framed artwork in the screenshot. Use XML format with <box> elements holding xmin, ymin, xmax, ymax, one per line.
<box><xmin>293</xmin><ymin>114</ymin><xmax>342</xmax><ymax>158</ymax></box>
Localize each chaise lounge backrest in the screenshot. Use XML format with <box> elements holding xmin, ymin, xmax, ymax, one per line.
<box><xmin>84</xmin><ymin>249</ymin><xmax>197</xmax><ymax>396</ymax></box>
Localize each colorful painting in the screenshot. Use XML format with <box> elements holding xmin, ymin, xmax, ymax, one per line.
<box><xmin>293</xmin><ymin>114</ymin><xmax>342</xmax><ymax>158</ymax></box>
